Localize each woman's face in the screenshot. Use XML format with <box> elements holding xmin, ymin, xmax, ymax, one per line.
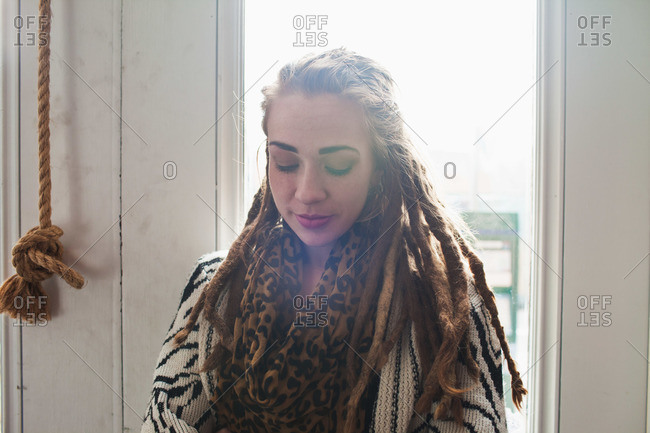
<box><xmin>266</xmin><ymin>92</ymin><xmax>378</xmax><ymax>258</ymax></box>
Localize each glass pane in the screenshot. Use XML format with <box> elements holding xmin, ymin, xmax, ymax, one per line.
<box><xmin>244</xmin><ymin>1</ymin><xmax>535</xmax><ymax>431</ymax></box>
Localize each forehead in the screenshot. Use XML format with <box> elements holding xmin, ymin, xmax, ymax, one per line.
<box><xmin>266</xmin><ymin>93</ymin><xmax>370</xmax><ymax>151</ymax></box>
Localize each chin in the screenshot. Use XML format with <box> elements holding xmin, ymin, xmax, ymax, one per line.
<box><xmin>295</xmin><ymin>232</ymin><xmax>337</xmax><ymax>248</ymax></box>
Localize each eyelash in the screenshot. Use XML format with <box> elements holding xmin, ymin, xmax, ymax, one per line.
<box><xmin>326</xmin><ymin>167</ymin><xmax>352</xmax><ymax>176</ymax></box>
<box><xmin>274</xmin><ymin>164</ymin><xmax>352</xmax><ymax>177</ymax></box>
<box><xmin>275</xmin><ymin>164</ymin><xmax>298</xmax><ymax>173</ymax></box>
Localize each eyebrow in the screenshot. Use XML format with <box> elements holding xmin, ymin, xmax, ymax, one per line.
<box><xmin>268</xmin><ymin>141</ymin><xmax>360</xmax><ymax>155</ymax></box>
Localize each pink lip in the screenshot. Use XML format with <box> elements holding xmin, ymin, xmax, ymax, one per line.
<box><xmin>295</xmin><ymin>214</ymin><xmax>332</xmax><ymax>229</ymax></box>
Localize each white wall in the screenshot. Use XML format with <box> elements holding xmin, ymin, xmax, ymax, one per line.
<box><xmin>1</xmin><ymin>0</ymin><xmax>648</xmax><ymax>432</ymax></box>
<box><xmin>561</xmin><ymin>0</ymin><xmax>649</xmax><ymax>431</ymax></box>
<box><xmin>2</xmin><ymin>1</ymin><xmax>217</xmax><ymax>432</ymax></box>
<box><xmin>121</xmin><ymin>2</ymin><xmax>217</xmax><ymax>431</ymax></box>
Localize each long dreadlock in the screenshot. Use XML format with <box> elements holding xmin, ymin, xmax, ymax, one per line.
<box><xmin>174</xmin><ymin>47</ymin><xmax>527</xmax><ymax>429</ymax></box>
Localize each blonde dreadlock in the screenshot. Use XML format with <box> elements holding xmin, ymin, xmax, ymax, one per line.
<box><xmin>174</xmin><ymin>48</ymin><xmax>527</xmax><ymax>429</ymax></box>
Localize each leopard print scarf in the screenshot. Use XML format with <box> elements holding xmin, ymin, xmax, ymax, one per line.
<box><xmin>212</xmin><ymin>220</ymin><xmax>378</xmax><ymax>433</ymax></box>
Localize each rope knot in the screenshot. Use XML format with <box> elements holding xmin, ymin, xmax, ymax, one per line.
<box><xmin>12</xmin><ymin>225</ymin><xmax>64</xmax><ymax>283</ymax></box>
<box><xmin>0</xmin><ymin>225</ymin><xmax>84</xmax><ymax>322</ymax></box>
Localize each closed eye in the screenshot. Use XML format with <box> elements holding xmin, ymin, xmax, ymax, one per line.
<box><xmin>325</xmin><ymin>166</ymin><xmax>353</xmax><ymax>176</ymax></box>
<box><xmin>275</xmin><ymin>163</ymin><xmax>299</xmax><ymax>173</ymax></box>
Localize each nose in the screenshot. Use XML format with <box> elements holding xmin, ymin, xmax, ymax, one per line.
<box><xmin>295</xmin><ymin>164</ymin><xmax>327</xmax><ymax>205</ymax></box>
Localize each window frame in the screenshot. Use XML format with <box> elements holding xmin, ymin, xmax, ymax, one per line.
<box><xmin>227</xmin><ymin>2</ymin><xmax>565</xmax><ymax>432</ymax></box>
<box><xmin>216</xmin><ymin>0</ymin><xmax>246</xmax><ymax>250</ymax></box>
<box><xmin>527</xmin><ymin>0</ymin><xmax>564</xmax><ymax>432</ymax></box>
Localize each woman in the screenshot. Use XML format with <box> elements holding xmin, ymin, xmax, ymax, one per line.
<box><xmin>141</xmin><ymin>48</ymin><xmax>527</xmax><ymax>433</ymax></box>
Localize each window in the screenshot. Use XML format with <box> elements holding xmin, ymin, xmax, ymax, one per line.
<box><xmin>243</xmin><ymin>1</ymin><xmax>536</xmax><ymax>431</ymax></box>
<box><xmin>244</xmin><ymin>1</ymin><xmax>536</xmax><ymax>432</ymax></box>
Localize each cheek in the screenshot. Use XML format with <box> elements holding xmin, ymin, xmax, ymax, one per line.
<box><xmin>338</xmin><ymin>174</ymin><xmax>372</xmax><ymax>206</ymax></box>
<box><xmin>268</xmin><ymin>171</ymin><xmax>292</xmax><ymax>205</ymax></box>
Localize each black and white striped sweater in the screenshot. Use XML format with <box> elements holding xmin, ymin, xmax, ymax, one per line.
<box><xmin>141</xmin><ymin>251</ymin><xmax>509</xmax><ymax>433</ymax></box>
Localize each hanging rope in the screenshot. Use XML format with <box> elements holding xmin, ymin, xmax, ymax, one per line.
<box><xmin>0</xmin><ymin>0</ymin><xmax>84</xmax><ymax>323</ymax></box>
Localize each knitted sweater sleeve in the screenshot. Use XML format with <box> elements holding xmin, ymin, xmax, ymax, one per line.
<box><xmin>141</xmin><ymin>252</ymin><xmax>226</xmax><ymax>433</ymax></box>
<box><xmin>407</xmin><ymin>280</ymin><xmax>509</xmax><ymax>433</ymax></box>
